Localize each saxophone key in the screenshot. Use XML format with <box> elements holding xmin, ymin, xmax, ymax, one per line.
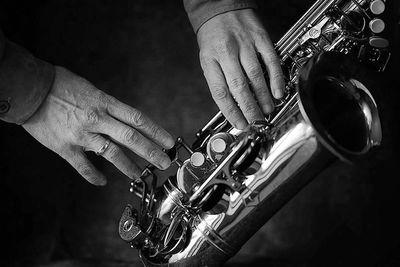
<box><xmin>369</xmin><ymin>18</ymin><xmax>385</xmax><ymax>33</ymax></box>
<box><xmin>369</xmin><ymin>0</ymin><xmax>385</xmax><ymax>15</ymax></box>
<box><xmin>206</xmin><ymin>132</ymin><xmax>235</xmax><ymax>162</ymax></box>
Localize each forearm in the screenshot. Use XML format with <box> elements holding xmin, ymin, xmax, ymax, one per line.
<box><xmin>0</xmin><ymin>29</ymin><xmax>55</xmax><ymax>125</ymax></box>
<box><xmin>183</xmin><ymin>0</ymin><xmax>257</xmax><ymax>33</ymax></box>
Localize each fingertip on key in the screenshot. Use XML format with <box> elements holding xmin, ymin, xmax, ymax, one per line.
<box><xmin>165</xmin><ymin>138</ymin><xmax>175</xmax><ymax>150</ymax></box>
<box><xmin>273</xmin><ymin>89</ymin><xmax>284</xmax><ymax>99</ymax></box>
<box><xmin>235</xmin><ymin>120</ymin><xmax>248</xmax><ymax>130</ymax></box>
<box><xmin>129</xmin><ymin>170</ymin><xmax>142</xmax><ymax>181</ymax></box>
<box><xmin>160</xmin><ymin>160</ymin><xmax>171</xmax><ymax>170</ymax></box>
<box><xmin>163</xmin><ymin>133</ymin><xmax>175</xmax><ymax>149</ymax></box>
<box><xmin>263</xmin><ymin>102</ymin><xmax>275</xmax><ymax>114</ymax></box>
<box><xmin>159</xmin><ymin>155</ymin><xmax>172</xmax><ymax>170</ymax></box>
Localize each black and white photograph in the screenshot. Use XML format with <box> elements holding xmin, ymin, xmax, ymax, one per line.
<box><xmin>1</xmin><ymin>0</ymin><xmax>399</xmax><ymax>266</ymax></box>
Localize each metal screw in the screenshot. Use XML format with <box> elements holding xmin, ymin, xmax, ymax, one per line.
<box><xmin>144</xmin><ymin>238</ymin><xmax>151</xmax><ymax>248</ymax></box>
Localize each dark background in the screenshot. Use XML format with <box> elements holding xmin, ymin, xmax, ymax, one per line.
<box><xmin>0</xmin><ymin>1</ymin><xmax>399</xmax><ymax>266</ymax></box>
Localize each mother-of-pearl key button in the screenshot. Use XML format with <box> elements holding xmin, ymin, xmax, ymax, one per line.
<box><xmin>369</xmin><ymin>36</ymin><xmax>389</xmax><ymax>48</ymax></box>
<box><xmin>211</xmin><ymin>138</ymin><xmax>227</xmax><ymax>153</ymax></box>
<box><xmin>369</xmin><ymin>18</ymin><xmax>385</xmax><ymax>34</ymax></box>
<box><xmin>190</xmin><ymin>152</ymin><xmax>206</xmax><ymax>167</ymax></box>
<box><xmin>370</xmin><ymin>0</ymin><xmax>385</xmax><ymax>15</ymax></box>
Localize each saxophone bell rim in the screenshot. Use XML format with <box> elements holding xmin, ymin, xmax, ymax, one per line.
<box><xmin>297</xmin><ymin>51</ymin><xmax>382</xmax><ymax>163</ymax></box>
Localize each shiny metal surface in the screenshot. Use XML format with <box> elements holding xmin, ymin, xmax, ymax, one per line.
<box><xmin>119</xmin><ymin>0</ymin><xmax>390</xmax><ymax>266</ymax></box>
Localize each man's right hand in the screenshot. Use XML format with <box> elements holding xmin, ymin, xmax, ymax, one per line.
<box><xmin>22</xmin><ymin>66</ymin><xmax>175</xmax><ymax>186</ymax></box>
<box><xmin>197</xmin><ymin>9</ymin><xmax>285</xmax><ymax>129</ymax></box>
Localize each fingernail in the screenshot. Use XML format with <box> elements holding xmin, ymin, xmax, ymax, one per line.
<box><xmin>274</xmin><ymin>90</ymin><xmax>284</xmax><ymax>99</ymax></box>
<box><xmin>264</xmin><ymin>101</ymin><xmax>275</xmax><ymax>114</ymax></box>
<box><xmin>164</xmin><ymin>135</ymin><xmax>175</xmax><ymax>149</ymax></box>
<box><xmin>130</xmin><ymin>170</ymin><xmax>142</xmax><ymax>180</ymax></box>
<box><xmin>159</xmin><ymin>156</ymin><xmax>172</xmax><ymax>170</ymax></box>
<box><xmin>235</xmin><ymin>120</ymin><xmax>248</xmax><ymax>130</ymax></box>
<box><xmin>262</xmin><ymin>104</ymin><xmax>271</xmax><ymax>114</ymax></box>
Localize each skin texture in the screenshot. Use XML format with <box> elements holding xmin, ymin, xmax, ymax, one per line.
<box><xmin>22</xmin><ymin>66</ymin><xmax>175</xmax><ymax>186</ymax></box>
<box><xmin>197</xmin><ymin>9</ymin><xmax>285</xmax><ymax>129</ymax></box>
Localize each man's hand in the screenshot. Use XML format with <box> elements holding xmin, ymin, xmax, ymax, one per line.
<box><xmin>22</xmin><ymin>66</ymin><xmax>175</xmax><ymax>186</ymax></box>
<box><xmin>197</xmin><ymin>9</ymin><xmax>285</xmax><ymax>129</ymax></box>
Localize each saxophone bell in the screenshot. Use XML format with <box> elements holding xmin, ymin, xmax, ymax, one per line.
<box><xmin>298</xmin><ymin>51</ymin><xmax>382</xmax><ymax>161</ymax></box>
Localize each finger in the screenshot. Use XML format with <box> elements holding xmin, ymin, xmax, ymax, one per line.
<box><xmin>85</xmin><ymin>134</ymin><xmax>141</xmax><ymax>180</ymax></box>
<box><xmin>105</xmin><ymin>98</ymin><xmax>174</xmax><ymax>149</ymax></box>
<box><xmin>240</xmin><ymin>49</ymin><xmax>274</xmax><ymax>114</ymax></box>
<box><xmin>256</xmin><ymin>35</ymin><xmax>285</xmax><ymax>99</ymax></box>
<box><xmin>219</xmin><ymin>56</ymin><xmax>264</xmax><ymax>124</ymax></box>
<box><xmin>64</xmin><ymin>148</ymin><xmax>107</xmax><ymax>186</ymax></box>
<box><xmin>200</xmin><ymin>57</ymin><xmax>247</xmax><ymax>129</ymax></box>
<box><xmin>94</xmin><ymin>116</ymin><xmax>171</xmax><ymax>170</ymax></box>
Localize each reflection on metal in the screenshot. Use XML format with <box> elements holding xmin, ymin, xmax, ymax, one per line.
<box><xmin>119</xmin><ymin>0</ymin><xmax>390</xmax><ymax>266</ymax></box>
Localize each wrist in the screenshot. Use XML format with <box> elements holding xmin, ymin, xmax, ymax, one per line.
<box><xmin>185</xmin><ymin>0</ymin><xmax>258</xmax><ymax>34</ymax></box>
<box><xmin>0</xmin><ymin>40</ymin><xmax>55</xmax><ymax>125</ymax></box>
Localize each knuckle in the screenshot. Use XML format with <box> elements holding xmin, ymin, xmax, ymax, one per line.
<box><xmin>129</xmin><ymin>110</ymin><xmax>145</xmax><ymax>127</ymax></box>
<box><xmin>247</xmin><ymin>66</ymin><xmax>264</xmax><ymax>83</ymax></box>
<box><xmin>97</xmin><ymin>92</ymin><xmax>110</xmax><ymax>107</ymax></box>
<box><xmin>229</xmin><ymin>77</ymin><xmax>247</xmax><ymax>92</ymax></box>
<box><xmin>85</xmin><ymin>108</ymin><xmax>101</xmax><ymax>125</ymax></box>
<box><xmin>214</xmin><ymin>39</ymin><xmax>235</xmax><ymax>56</ymax></box>
<box><xmin>148</xmin><ymin>148</ymin><xmax>161</xmax><ymax>161</ymax></box>
<box><xmin>107</xmin><ymin>145</ymin><xmax>120</xmax><ymax>161</ymax></box>
<box><xmin>210</xmin><ymin>85</ymin><xmax>228</xmax><ymax>101</ymax></box>
<box><xmin>123</xmin><ymin>129</ymin><xmax>139</xmax><ymax>146</ymax></box>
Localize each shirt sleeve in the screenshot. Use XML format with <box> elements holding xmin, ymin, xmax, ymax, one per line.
<box><xmin>183</xmin><ymin>0</ymin><xmax>258</xmax><ymax>33</ymax></box>
<box><xmin>0</xmin><ymin>29</ymin><xmax>55</xmax><ymax>125</ymax></box>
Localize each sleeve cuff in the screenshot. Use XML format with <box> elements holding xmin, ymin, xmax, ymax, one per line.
<box><xmin>0</xmin><ymin>39</ymin><xmax>55</xmax><ymax>125</ymax></box>
<box><xmin>184</xmin><ymin>0</ymin><xmax>258</xmax><ymax>33</ymax></box>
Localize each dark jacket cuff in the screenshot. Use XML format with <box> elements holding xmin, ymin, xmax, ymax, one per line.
<box><xmin>183</xmin><ymin>0</ymin><xmax>258</xmax><ymax>33</ymax></box>
<box><xmin>0</xmin><ymin>34</ymin><xmax>55</xmax><ymax>125</ymax></box>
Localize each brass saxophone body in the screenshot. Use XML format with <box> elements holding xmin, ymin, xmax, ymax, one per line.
<box><xmin>119</xmin><ymin>1</ymin><xmax>391</xmax><ymax>266</ymax></box>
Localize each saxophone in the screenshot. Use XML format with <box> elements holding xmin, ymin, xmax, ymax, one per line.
<box><xmin>119</xmin><ymin>0</ymin><xmax>391</xmax><ymax>266</ymax></box>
